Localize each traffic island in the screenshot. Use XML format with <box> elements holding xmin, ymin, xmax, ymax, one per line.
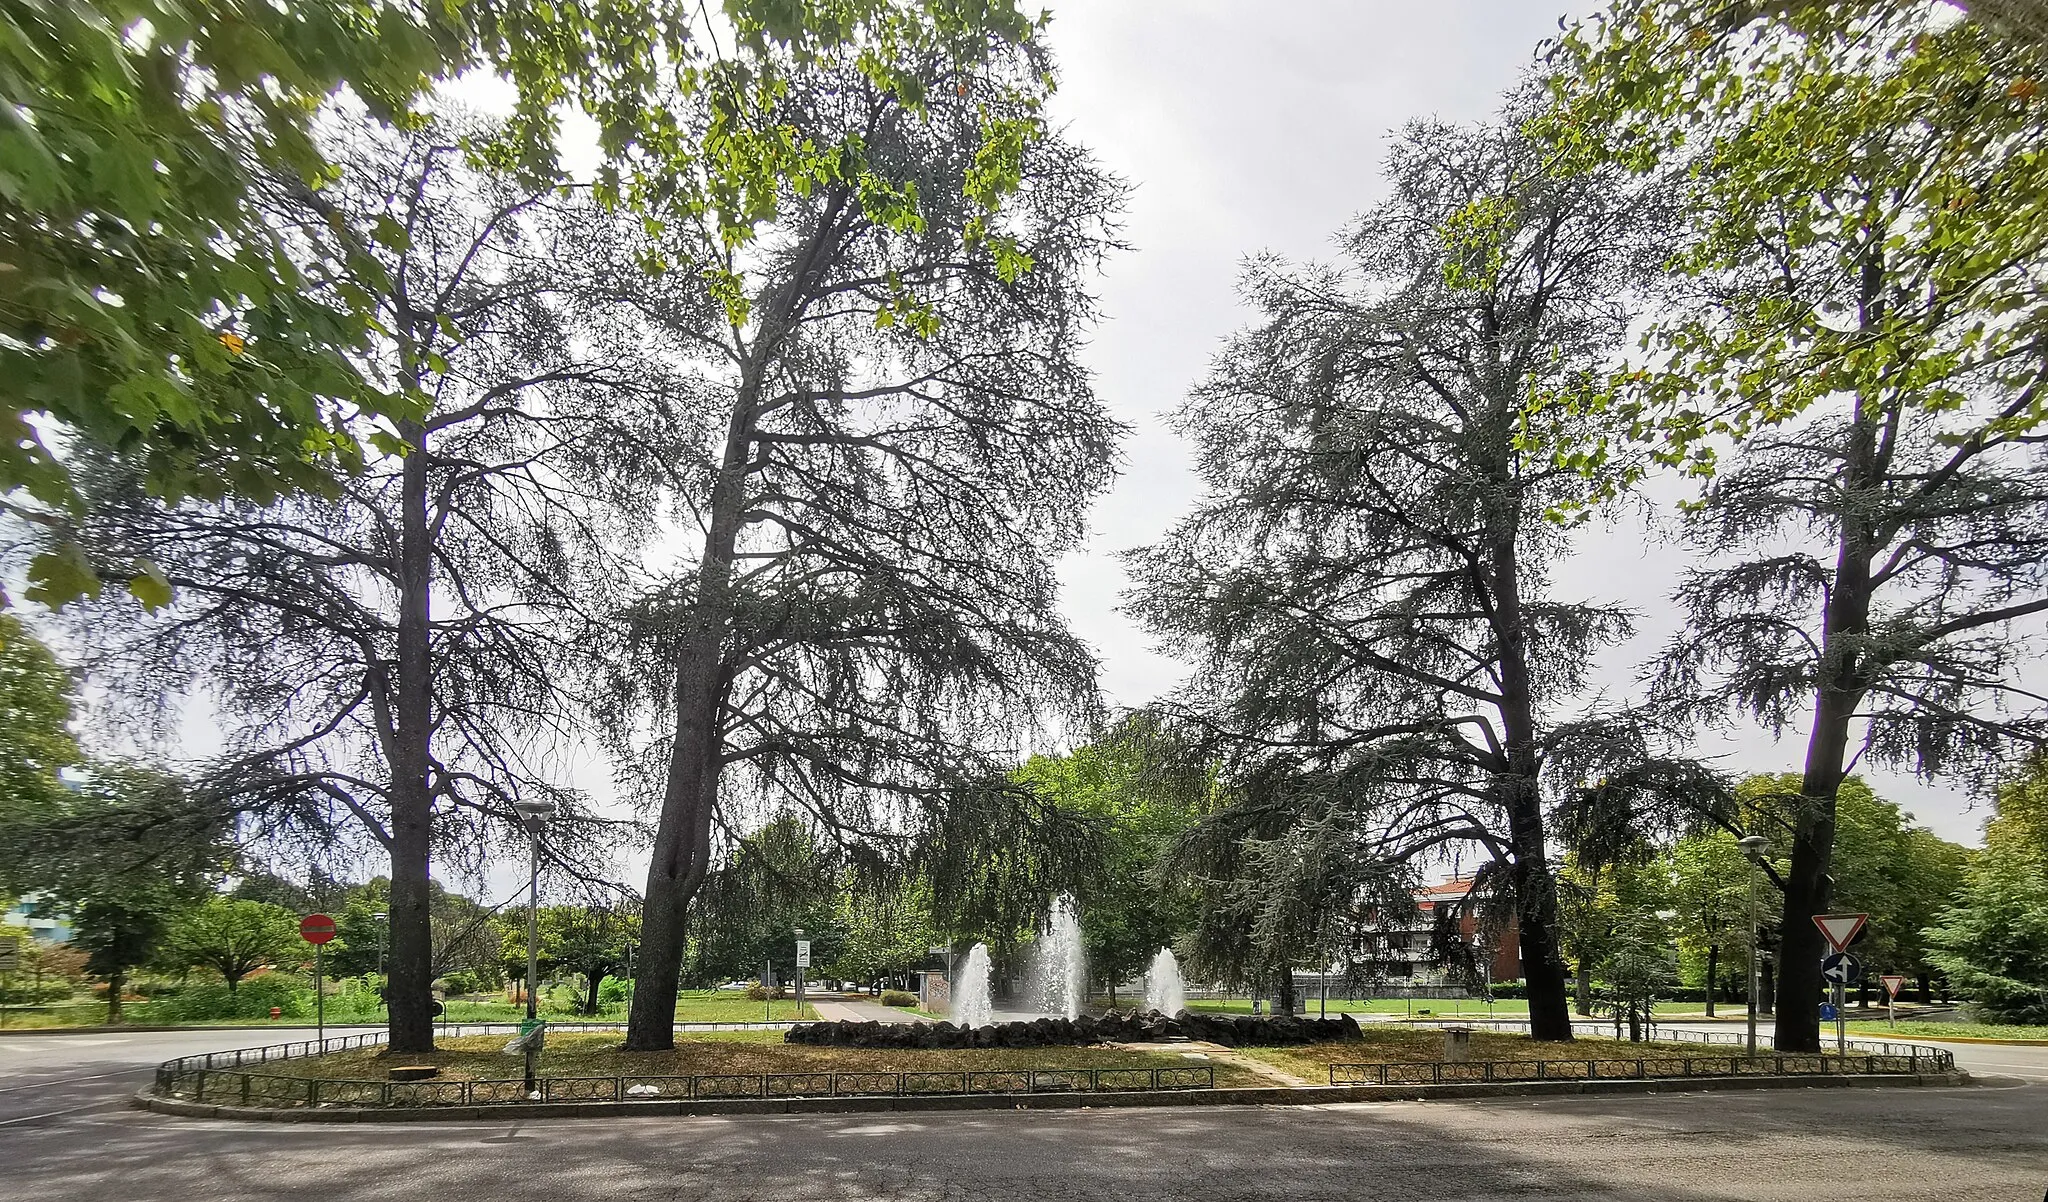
<box><xmin>134</xmin><ymin>1069</ymin><xmax>1970</xmax><ymax>1123</ymax></box>
<box><xmin>134</xmin><ymin>1022</ymin><xmax>1966</xmax><ymax>1123</ymax></box>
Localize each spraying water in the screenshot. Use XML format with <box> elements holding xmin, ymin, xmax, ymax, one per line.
<box><xmin>950</xmin><ymin>943</ymin><xmax>994</xmax><ymax>1028</ymax></box>
<box><xmin>1030</xmin><ymin>894</ymin><xmax>1086</xmax><ymax>1019</ymax></box>
<box><xmin>1144</xmin><ymin>947</ymin><xmax>1186</xmax><ymax>1015</ymax></box>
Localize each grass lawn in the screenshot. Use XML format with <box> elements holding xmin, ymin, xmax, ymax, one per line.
<box><xmin>0</xmin><ymin>990</ymin><xmax>814</xmax><ymax>1029</ymax></box>
<box><xmin>260</xmin><ymin>1030</ymin><xmax>1266</xmax><ymax>1086</ymax></box>
<box><xmin>1847</xmin><ymin>1020</ymin><xmax>2048</xmax><ymax>1042</ymax></box>
<box><xmin>1240</xmin><ymin>1027</ymin><xmax>1835</xmax><ymax>1084</ymax></box>
<box><xmin>1185</xmin><ymin>997</ymin><xmax>1532</xmax><ymax>1017</ymax></box>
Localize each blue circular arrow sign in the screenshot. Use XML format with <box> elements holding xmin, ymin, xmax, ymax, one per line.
<box><xmin>1821</xmin><ymin>951</ymin><xmax>1862</xmax><ymax>985</ymax></box>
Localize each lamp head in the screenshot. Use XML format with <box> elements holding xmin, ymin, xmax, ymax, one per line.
<box><xmin>1736</xmin><ymin>834</ymin><xmax>1769</xmax><ymax>862</ymax></box>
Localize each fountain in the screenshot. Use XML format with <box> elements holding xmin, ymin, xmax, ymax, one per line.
<box><xmin>1030</xmin><ymin>894</ymin><xmax>1086</xmax><ymax>1019</ymax></box>
<box><xmin>950</xmin><ymin>942</ymin><xmax>994</xmax><ymax>1028</ymax></box>
<box><xmin>1144</xmin><ymin>947</ymin><xmax>1186</xmax><ymax>1015</ymax></box>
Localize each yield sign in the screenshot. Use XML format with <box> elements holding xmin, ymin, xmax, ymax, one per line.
<box><xmin>1813</xmin><ymin>913</ymin><xmax>1867</xmax><ymax>952</ymax></box>
<box><xmin>1881</xmin><ymin>974</ymin><xmax>1907</xmax><ymax>999</ymax></box>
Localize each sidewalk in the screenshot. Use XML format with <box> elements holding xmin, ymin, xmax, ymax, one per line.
<box><xmin>810</xmin><ymin>999</ymin><xmax>926</xmax><ymax>1023</ymax></box>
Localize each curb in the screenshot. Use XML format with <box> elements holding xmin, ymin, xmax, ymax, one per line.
<box><xmin>1849</xmin><ymin>1033</ymin><xmax>2048</xmax><ymax>1046</ymax></box>
<box><xmin>131</xmin><ymin>1070</ymin><xmax>1968</xmax><ymax>1124</ymax></box>
<box><xmin>1</xmin><ymin>1020</ymin><xmax>798</xmax><ymax>1038</ymax></box>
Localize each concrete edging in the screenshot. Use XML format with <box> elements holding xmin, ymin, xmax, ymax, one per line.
<box><xmin>131</xmin><ymin>1070</ymin><xmax>1968</xmax><ymax>1124</ymax></box>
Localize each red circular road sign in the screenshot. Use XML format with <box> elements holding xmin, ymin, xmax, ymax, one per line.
<box><xmin>300</xmin><ymin>914</ymin><xmax>338</xmax><ymax>945</ymax></box>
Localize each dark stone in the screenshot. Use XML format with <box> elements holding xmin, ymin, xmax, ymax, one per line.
<box><xmin>780</xmin><ymin>1008</ymin><xmax>1366</xmax><ymax>1050</ymax></box>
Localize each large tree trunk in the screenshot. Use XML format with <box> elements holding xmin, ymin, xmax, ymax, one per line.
<box><xmin>1775</xmin><ymin>398</ymin><xmax>1879</xmax><ymax>1052</ymax></box>
<box><xmin>623</xmin><ymin>192</ymin><xmax>852</xmax><ymax>1053</ymax></box>
<box><xmin>584</xmin><ymin>970</ymin><xmax>605</xmax><ymax>1015</ymax></box>
<box><xmin>1760</xmin><ymin>955</ymin><xmax>1775</xmax><ymax>1014</ymax></box>
<box><xmin>105</xmin><ymin>969</ymin><xmax>124</xmax><ymax>1024</ymax></box>
<box><xmin>1575</xmin><ymin>954</ymin><xmax>1594</xmax><ymax>1016</ymax></box>
<box><xmin>1704</xmin><ymin>944</ymin><xmax>1718</xmax><ymax>1017</ymax></box>
<box><xmin>623</xmin><ymin>385</ymin><xmax>756</xmax><ymax>1050</ymax></box>
<box><xmin>1492</xmin><ymin>520</ymin><xmax>1574</xmax><ymax>1043</ymax></box>
<box><xmin>387</xmin><ymin>414</ymin><xmax>438</xmax><ymax>1055</ymax></box>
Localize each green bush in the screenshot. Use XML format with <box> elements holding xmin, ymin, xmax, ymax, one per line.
<box><xmin>146</xmin><ymin>975</ymin><xmax>308</xmax><ymax>1021</ymax></box>
<box><xmin>0</xmin><ymin>979</ymin><xmax>75</xmax><ymax>1004</ymax></box>
<box><xmin>745</xmin><ymin>982</ymin><xmax>769</xmax><ymax>1001</ymax></box>
<box><xmin>598</xmin><ymin>977</ymin><xmax>632</xmax><ymax>1005</ymax></box>
<box><xmin>879</xmin><ymin>990</ymin><xmax>918</xmax><ymax>1007</ymax></box>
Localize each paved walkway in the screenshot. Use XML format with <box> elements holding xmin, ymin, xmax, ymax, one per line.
<box><xmin>811</xmin><ymin>999</ymin><xmax>929</xmax><ymax>1023</ymax></box>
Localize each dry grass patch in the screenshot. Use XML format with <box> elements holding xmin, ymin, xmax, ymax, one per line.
<box><xmin>260</xmin><ymin>1031</ymin><xmax>1265</xmax><ymax>1087</ymax></box>
<box><xmin>1244</xmin><ymin>1028</ymin><xmax>1778</xmax><ymax>1084</ymax></box>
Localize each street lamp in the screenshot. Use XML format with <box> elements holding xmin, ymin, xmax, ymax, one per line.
<box><xmin>792</xmin><ymin>927</ymin><xmax>806</xmax><ymax>1019</ymax></box>
<box><xmin>1737</xmin><ymin>834</ymin><xmax>1770</xmax><ymax>1059</ymax></box>
<box><xmin>514</xmin><ymin>798</ymin><xmax>556</xmax><ymax>1093</ymax></box>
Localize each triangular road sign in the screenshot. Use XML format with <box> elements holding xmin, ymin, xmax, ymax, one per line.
<box><xmin>1880</xmin><ymin>974</ymin><xmax>1907</xmax><ymax>999</ymax></box>
<box><xmin>1813</xmin><ymin>913</ymin><xmax>1868</xmax><ymax>952</ymax></box>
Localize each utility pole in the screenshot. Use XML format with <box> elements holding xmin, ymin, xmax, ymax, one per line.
<box><xmin>1738</xmin><ymin>834</ymin><xmax>1770</xmax><ymax>1059</ymax></box>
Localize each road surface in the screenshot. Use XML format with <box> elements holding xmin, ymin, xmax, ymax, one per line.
<box><xmin>3</xmin><ymin>1026</ymin><xmax>2043</xmax><ymax>1201</ymax></box>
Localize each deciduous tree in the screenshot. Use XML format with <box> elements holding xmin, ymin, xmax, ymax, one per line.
<box><xmin>45</xmin><ymin>119</ymin><xmax>648</xmax><ymax>1051</ymax></box>
<box><xmin>161</xmin><ymin>896</ymin><xmax>301</xmax><ymax>993</ymax></box>
<box><xmin>1127</xmin><ymin>108</ymin><xmax>1698</xmax><ymax>1040</ymax></box>
<box><xmin>604</xmin><ymin>47</ymin><xmax>1124</xmax><ymax>1049</ymax></box>
<box><xmin>3</xmin><ymin>0</ymin><xmax>1049</xmax><ymax>604</ymax></box>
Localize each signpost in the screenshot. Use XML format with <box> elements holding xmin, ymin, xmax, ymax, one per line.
<box><xmin>794</xmin><ymin>934</ymin><xmax>810</xmax><ymax>1018</ymax></box>
<box><xmin>0</xmin><ymin>935</ymin><xmax>16</xmax><ymax>1029</ymax></box>
<box><xmin>1813</xmin><ymin>914</ymin><xmax>1869</xmax><ymax>1060</ymax></box>
<box><xmin>1812</xmin><ymin>913</ymin><xmax>1867</xmax><ymax>952</ymax></box>
<box><xmin>1881</xmin><ymin>974</ymin><xmax>1907</xmax><ymax>1027</ymax></box>
<box><xmin>300</xmin><ymin>914</ymin><xmax>337</xmax><ymax>1046</ymax></box>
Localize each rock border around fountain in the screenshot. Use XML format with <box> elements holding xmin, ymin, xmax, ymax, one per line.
<box><xmin>785</xmin><ymin>1008</ymin><xmax>1363</xmax><ymax>1049</ymax></box>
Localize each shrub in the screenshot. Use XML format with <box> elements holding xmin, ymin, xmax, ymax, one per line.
<box><xmin>146</xmin><ymin>975</ymin><xmax>308</xmax><ymax>1021</ymax></box>
<box><xmin>880</xmin><ymin>990</ymin><xmax>918</xmax><ymax>1007</ymax></box>
<box><xmin>745</xmin><ymin>982</ymin><xmax>769</xmax><ymax>1001</ymax></box>
<box><xmin>437</xmin><ymin>970</ymin><xmax>481</xmax><ymax>997</ymax></box>
<box><xmin>598</xmin><ymin>976</ymin><xmax>632</xmax><ymax>1005</ymax></box>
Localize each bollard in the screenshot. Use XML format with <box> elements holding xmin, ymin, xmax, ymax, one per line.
<box><xmin>1443</xmin><ymin>1026</ymin><xmax>1473</xmax><ymax>1063</ymax></box>
<box><xmin>270</xmin><ymin>1007</ymin><xmax>282</xmax><ymax>1020</ymax></box>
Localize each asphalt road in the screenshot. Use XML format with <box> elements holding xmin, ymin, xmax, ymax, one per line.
<box><xmin>4</xmin><ymin>1027</ymin><xmax>2045</xmax><ymax>1201</ymax></box>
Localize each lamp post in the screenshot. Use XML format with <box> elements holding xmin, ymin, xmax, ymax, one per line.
<box><xmin>514</xmin><ymin>798</ymin><xmax>556</xmax><ymax>1093</ymax></box>
<box><xmin>1737</xmin><ymin>834</ymin><xmax>1770</xmax><ymax>1059</ymax></box>
<box><xmin>792</xmin><ymin>927</ymin><xmax>806</xmax><ymax>1020</ymax></box>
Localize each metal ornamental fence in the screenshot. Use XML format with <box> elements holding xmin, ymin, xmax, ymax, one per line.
<box><xmin>148</xmin><ymin>1021</ymin><xmax>1953</xmax><ymax>1112</ymax></box>
<box><xmin>153</xmin><ymin>1063</ymin><xmax>1218</xmax><ymax>1109</ymax></box>
<box><xmin>1411</xmin><ymin>1019</ymin><xmax>1956</xmax><ymax>1070</ymax></box>
<box><xmin>149</xmin><ymin>1023</ymin><xmax>1218</xmax><ymax>1110</ymax></box>
<box><xmin>1329</xmin><ymin>1051</ymin><xmax>1947</xmax><ymax>1086</ymax></box>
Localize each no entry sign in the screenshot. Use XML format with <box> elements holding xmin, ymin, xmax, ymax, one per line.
<box><xmin>300</xmin><ymin>913</ymin><xmax>338</xmax><ymax>945</ymax></box>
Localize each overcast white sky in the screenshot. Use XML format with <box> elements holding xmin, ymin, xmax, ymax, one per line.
<box><xmin>1029</xmin><ymin>1</ymin><xmax>1992</xmax><ymax>847</ymax></box>
<box><xmin>148</xmin><ymin>2</ymin><xmax>1995</xmax><ymax>903</ymax></box>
